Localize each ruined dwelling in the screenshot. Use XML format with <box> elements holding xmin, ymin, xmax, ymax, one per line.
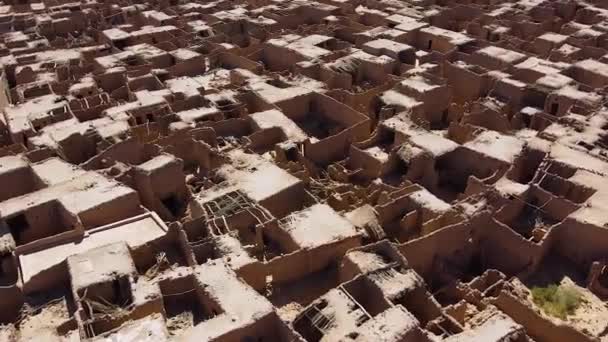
<box><xmin>1</xmin><ymin>0</ymin><xmax>608</xmax><ymax>341</ymax></box>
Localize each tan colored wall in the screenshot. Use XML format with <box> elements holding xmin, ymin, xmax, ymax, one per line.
<box><xmin>58</xmin><ymin>132</ymin><xmax>97</xmax><ymax>164</ymax></box>
<box><xmin>462</xmin><ymin>104</ymin><xmax>511</xmax><ymax>133</ymax></box>
<box><xmin>399</xmin><ymin>220</ymin><xmax>473</xmax><ymax>282</ymax></box>
<box><xmin>21</xmin><ymin>259</ymin><xmax>69</xmax><ymax>294</ymax></box>
<box><xmin>475</xmin><ymin>218</ymin><xmax>541</xmax><ymax>275</ymax></box>
<box><xmin>444</xmin><ymin>61</ymin><xmax>486</xmax><ymax>103</ymax></box>
<box><xmin>0</xmin><ymin>70</ymin><xmax>10</xmax><ymax>103</ymax></box>
<box><xmin>276</xmin><ymin>93</ymin><xmax>312</xmax><ymax>121</ymax></box>
<box><xmin>169</xmin><ymin>56</ymin><xmax>206</xmax><ymax>77</ymax></box>
<box><xmin>259</xmin><ymin>177</ymin><xmax>305</xmax><ymax>218</ymax></box>
<box><xmin>266</xmin><ymin>235</ymin><xmax>361</xmax><ymax>285</ymax></box>
<box><xmin>82</xmin><ymin>138</ymin><xmax>152</xmax><ymax>170</ymax></box>
<box><xmin>304</xmin><ymin>129</ymin><xmax>353</xmax><ymax>165</ymax></box>
<box><xmin>247</xmin><ymin>127</ymin><xmax>285</xmax><ymax>152</ymax></box>
<box><xmin>260</xmin><ymin>45</ymin><xmax>303</xmax><ymax>72</ymax></box>
<box><xmin>204</xmin><ymin>118</ymin><xmax>251</xmax><ymax>137</ymax></box>
<box><xmin>213</xmin><ymin>311</ymin><xmax>303</xmax><ymax>342</ymax></box>
<box><xmin>264</xmin><ymin>221</ymin><xmax>300</xmax><ymax>254</ymax></box>
<box><xmin>315</xmin><ymin>93</ymin><xmax>370</xmax><ymax>128</ymax></box>
<box><xmin>77</xmin><ymin>191</ymin><xmax>143</xmax><ymax>229</ymax></box>
<box><xmin>0</xmin><ymin>285</ymin><xmax>23</xmax><ymax>323</ymax></box>
<box><xmin>568</xmin><ymin>65</ymin><xmax>608</xmax><ymax>88</ymax></box>
<box><xmin>0</xmin><ymin>167</ymin><xmax>42</xmax><ymax>202</ymax></box>
<box><xmin>347</xmin><ymin>145</ymin><xmax>388</xmax><ymax>179</ymax></box>
<box><xmin>147</xmin><ymin>159</ymin><xmax>187</xmax><ymax>199</ymax></box>
<box><xmin>416</xmin><ymin>31</ymin><xmax>455</xmax><ymax>54</ymax></box>
<box><xmin>18</xmin><ymin>200</ymin><xmax>76</xmax><ymax>246</ymax></box>
<box><xmin>549</xmin><ymin>219</ymin><xmax>608</xmax><ymax>271</ymax></box>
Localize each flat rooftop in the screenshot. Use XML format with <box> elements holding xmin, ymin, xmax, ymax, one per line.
<box><xmin>18</xmin><ymin>212</ymin><xmax>167</xmax><ymax>288</ymax></box>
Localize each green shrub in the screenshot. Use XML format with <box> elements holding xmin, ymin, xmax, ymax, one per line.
<box><xmin>531</xmin><ymin>284</ymin><xmax>582</xmax><ymax>319</ymax></box>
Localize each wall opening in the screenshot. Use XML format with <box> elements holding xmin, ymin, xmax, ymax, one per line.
<box><xmin>6</xmin><ymin>214</ymin><xmax>28</xmax><ymax>244</ymax></box>
<box><xmin>161</xmin><ymin>194</ymin><xmax>182</xmax><ymax>217</ymax></box>
<box><xmin>550</xmin><ymin>103</ymin><xmax>558</xmax><ymax>115</ymax></box>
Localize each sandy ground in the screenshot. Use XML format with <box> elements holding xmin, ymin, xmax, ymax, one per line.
<box><xmin>559</xmin><ymin>278</ymin><xmax>608</xmax><ymax>341</ymax></box>
<box><xmin>528</xmin><ymin>277</ymin><xmax>608</xmax><ymax>341</ymax></box>
<box><xmin>18</xmin><ymin>298</ymin><xmax>75</xmax><ymax>342</ymax></box>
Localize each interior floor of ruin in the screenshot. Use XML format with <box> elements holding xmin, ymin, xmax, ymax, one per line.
<box><xmin>1</xmin><ymin>0</ymin><xmax>608</xmax><ymax>341</ymax></box>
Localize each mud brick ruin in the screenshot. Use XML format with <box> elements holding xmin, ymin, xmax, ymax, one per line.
<box><xmin>1</xmin><ymin>0</ymin><xmax>608</xmax><ymax>341</ymax></box>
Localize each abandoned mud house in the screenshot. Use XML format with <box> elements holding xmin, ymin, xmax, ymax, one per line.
<box><xmin>1</xmin><ymin>0</ymin><xmax>608</xmax><ymax>341</ymax></box>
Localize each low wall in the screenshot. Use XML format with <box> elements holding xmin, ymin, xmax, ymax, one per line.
<box><xmin>492</xmin><ymin>290</ymin><xmax>595</xmax><ymax>342</ymax></box>
<box><xmin>265</xmin><ymin>236</ymin><xmax>361</xmax><ymax>285</ymax></box>
<box><xmin>399</xmin><ymin>219</ymin><xmax>473</xmax><ymax>281</ymax></box>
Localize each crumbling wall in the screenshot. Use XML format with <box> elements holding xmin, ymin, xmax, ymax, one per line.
<box><xmin>16</xmin><ymin>200</ymin><xmax>80</xmax><ymax>246</ymax></box>
<box><xmin>213</xmin><ymin>311</ymin><xmax>299</xmax><ymax>342</ymax></box>
<box><xmin>81</xmin><ymin>138</ymin><xmax>156</xmax><ymax>170</ymax></box>
<box><xmin>492</xmin><ymin>290</ymin><xmax>595</xmax><ymax>342</ymax></box>
<box><xmin>0</xmin><ymin>285</ymin><xmax>23</xmax><ymax>323</ymax></box>
<box><xmin>276</xmin><ymin>94</ymin><xmax>312</xmax><ymax>122</ymax></box>
<box><xmin>474</xmin><ymin>217</ymin><xmax>540</xmax><ymax>275</ymax></box>
<box><xmin>399</xmin><ymin>219</ymin><xmax>473</xmax><ymax>282</ymax></box>
<box><xmin>266</xmin><ymin>235</ymin><xmax>360</xmax><ymax>285</ymax></box>
<box><xmin>347</xmin><ymin>145</ymin><xmax>393</xmax><ymax>179</ymax></box>
<box><xmin>548</xmin><ymin>220</ymin><xmax>608</xmax><ymax>271</ymax></box>
<box><xmin>305</xmin><ymin>129</ymin><xmax>354</xmax><ymax>165</ymax></box>
<box><xmin>0</xmin><ymin>166</ymin><xmax>41</xmax><ymax>202</ymax></box>
<box><xmin>444</xmin><ymin>61</ymin><xmax>487</xmax><ymax>103</ymax></box>
<box><xmin>21</xmin><ymin>259</ymin><xmax>69</xmax><ymax>294</ymax></box>
<box><xmin>77</xmin><ymin>191</ymin><xmax>143</xmax><ymax>229</ymax></box>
